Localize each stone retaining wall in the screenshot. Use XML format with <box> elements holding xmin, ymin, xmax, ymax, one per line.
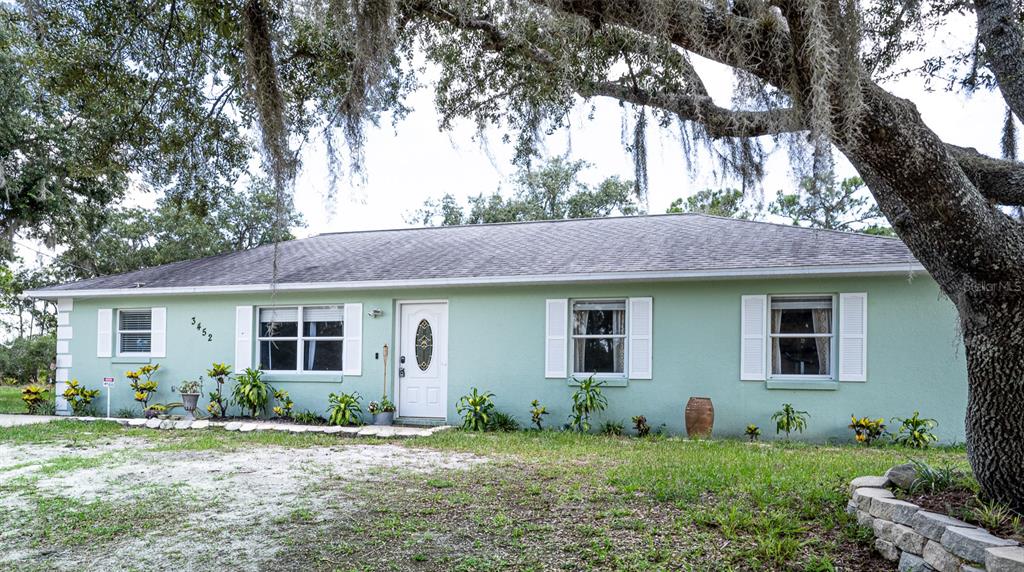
<box><xmin>846</xmin><ymin>473</ymin><xmax>1024</xmax><ymax>571</ymax></box>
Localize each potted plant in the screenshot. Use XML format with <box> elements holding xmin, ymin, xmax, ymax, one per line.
<box><xmin>368</xmin><ymin>394</ymin><xmax>396</xmax><ymax>426</ymax></box>
<box><xmin>174</xmin><ymin>379</ymin><xmax>203</xmax><ymax>419</ymax></box>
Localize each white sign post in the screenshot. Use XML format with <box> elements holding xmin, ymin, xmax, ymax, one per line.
<box><xmin>102</xmin><ymin>377</ymin><xmax>115</xmax><ymax>419</ymax></box>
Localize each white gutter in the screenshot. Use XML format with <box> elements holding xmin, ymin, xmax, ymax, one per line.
<box><xmin>24</xmin><ymin>262</ymin><xmax>926</xmax><ymax>299</ymax></box>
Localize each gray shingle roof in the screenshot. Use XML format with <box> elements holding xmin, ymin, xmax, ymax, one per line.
<box><xmin>32</xmin><ymin>214</ymin><xmax>920</xmax><ymax>295</ymax></box>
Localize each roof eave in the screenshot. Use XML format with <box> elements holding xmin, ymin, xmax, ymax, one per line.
<box><xmin>24</xmin><ymin>262</ymin><xmax>927</xmax><ymax>300</ymax></box>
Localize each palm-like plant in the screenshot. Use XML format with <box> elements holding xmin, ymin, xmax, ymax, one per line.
<box><xmin>231</xmin><ymin>368</ymin><xmax>271</xmax><ymax>418</ymax></box>
<box><xmin>327</xmin><ymin>391</ymin><xmax>363</xmax><ymax>426</ymax></box>
<box><xmin>772</xmin><ymin>404</ymin><xmax>809</xmax><ymax>439</ymax></box>
<box><xmin>456</xmin><ymin>388</ymin><xmax>495</xmax><ymax>431</ymax></box>
<box><xmin>568</xmin><ymin>376</ymin><xmax>608</xmax><ymax>432</ymax></box>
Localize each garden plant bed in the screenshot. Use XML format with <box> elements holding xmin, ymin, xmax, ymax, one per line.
<box><xmin>0</xmin><ymin>420</ymin><xmax>973</xmax><ymax>571</ymax></box>
<box><xmin>904</xmin><ymin>490</ymin><xmax>1024</xmax><ymax>543</ymax></box>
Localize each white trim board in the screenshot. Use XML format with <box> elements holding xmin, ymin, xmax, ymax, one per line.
<box><xmin>26</xmin><ymin>263</ymin><xmax>926</xmax><ymax>299</ymax></box>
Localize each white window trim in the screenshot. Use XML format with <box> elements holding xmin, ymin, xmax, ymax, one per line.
<box><xmin>766</xmin><ymin>294</ymin><xmax>837</xmax><ymax>381</ymax></box>
<box><xmin>117</xmin><ymin>308</ymin><xmax>153</xmax><ymax>357</ymax></box>
<box><xmin>570</xmin><ymin>298</ymin><xmax>629</xmax><ymax>379</ymax></box>
<box><xmin>257</xmin><ymin>305</ymin><xmax>345</xmax><ymax>374</ymax></box>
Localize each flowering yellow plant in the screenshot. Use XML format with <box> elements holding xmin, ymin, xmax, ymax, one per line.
<box><xmin>849</xmin><ymin>415</ymin><xmax>887</xmax><ymax>445</ymax></box>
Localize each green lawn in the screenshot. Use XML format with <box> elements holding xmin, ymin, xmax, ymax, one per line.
<box><xmin>0</xmin><ymin>421</ymin><xmax>967</xmax><ymax>571</ymax></box>
<box><xmin>0</xmin><ymin>385</ymin><xmax>27</xmax><ymax>414</ymax></box>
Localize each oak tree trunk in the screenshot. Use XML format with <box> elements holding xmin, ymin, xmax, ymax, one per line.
<box><xmin>841</xmin><ymin>85</ymin><xmax>1024</xmax><ymax>511</ymax></box>
<box><xmin>962</xmin><ymin>289</ymin><xmax>1024</xmax><ymax>512</ymax></box>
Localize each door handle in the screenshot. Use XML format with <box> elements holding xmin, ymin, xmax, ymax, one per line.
<box><xmin>399</xmin><ymin>367</ymin><xmax>406</xmax><ymax>378</ymax></box>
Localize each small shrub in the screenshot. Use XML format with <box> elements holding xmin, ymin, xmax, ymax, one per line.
<box><xmin>21</xmin><ymin>384</ymin><xmax>48</xmax><ymax>415</ymax></box>
<box><xmin>488</xmin><ymin>411</ymin><xmax>520</xmax><ymax>432</ymax></box>
<box><xmin>62</xmin><ymin>379</ymin><xmax>100</xmax><ymax>416</ymax></box>
<box><xmin>272</xmin><ymin>389</ymin><xmax>294</xmax><ymax>419</ymax></box>
<box><xmin>600</xmin><ymin>419</ymin><xmax>624</xmax><ymax>436</ymax></box>
<box><xmin>205</xmin><ymin>363</ymin><xmax>232</xmax><ymax>417</ymax></box>
<box><xmin>632</xmin><ymin>415</ymin><xmax>650</xmax><ymax>437</ymax></box>
<box><xmin>231</xmin><ymin>368</ymin><xmax>272</xmax><ymax>418</ymax></box>
<box><xmin>456</xmin><ymin>387</ymin><xmax>495</xmax><ymax>431</ymax></box>
<box><xmin>772</xmin><ymin>403</ymin><xmax>809</xmax><ymax>438</ymax></box>
<box><xmin>368</xmin><ymin>394</ymin><xmax>396</xmax><ymax>414</ymax></box>
<box><xmin>36</xmin><ymin>401</ymin><xmax>56</xmax><ymax>415</ymax></box>
<box><xmin>126</xmin><ymin>364</ymin><xmax>160</xmax><ymax>410</ymax></box>
<box><xmin>529</xmin><ymin>399</ymin><xmax>549</xmax><ymax>430</ymax></box>
<box><xmin>568</xmin><ymin>376</ymin><xmax>607</xmax><ymax>432</ymax></box>
<box><xmin>892</xmin><ymin>411</ymin><xmax>938</xmax><ymax>449</ymax></box>
<box><xmin>327</xmin><ymin>391</ymin><xmax>363</xmax><ymax>426</ymax></box>
<box><xmin>293</xmin><ymin>410</ymin><xmax>327</xmax><ymax>425</ymax></box>
<box><xmin>175</xmin><ymin>378</ymin><xmax>203</xmax><ymax>394</ymax></box>
<box><xmin>745</xmin><ymin>424</ymin><xmax>761</xmax><ymax>442</ymax></box>
<box><xmin>848</xmin><ymin>415</ymin><xmax>886</xmax><ymax>445</ymax></box>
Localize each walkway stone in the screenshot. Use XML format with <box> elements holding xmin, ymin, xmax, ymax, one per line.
<box><xmin>174</xmin><ymin>420</ymin><xmax>192</xmax><ymax>430</ymax></box>
<box><xmin>127</xmin><ymin>418</ymin><xmax>147</xmax><ymax>427</ymax></box>
<box><xmin>239</xmin><ymin>423</ymin><xmax>256</xmax><ymax>432</ymax></box>
<box><xmin>224</xmin><ymin>422</ymin><xmax>242</xmax><ymax>431</ymax></box>
<box><xmin>159</xmin><ymin>419</ymin><xmax>175</xmax><ymax>430</ymax></box>
<box><xmin>322</xmin><ymin>426</ymin><xmax>343</xmax><ymax>434</ymax></box>
<box><xmin>145</xmin><ymin>418</ymin><xmax>162</xmax><ymax>429</ymax></box>
<box><xmin>190</xmin><ymin>420</ymin><xmax>210</xmax><ymax>429</ymax></box>
<box><xmin>0</xmin><ymin>414</ymin><xmax>57</xmax><ymax>428</ymax></box>
<box><xmin>287</xmin><ymin>425</ymin><xmax>307</xmax><ymax>433</ymax></box>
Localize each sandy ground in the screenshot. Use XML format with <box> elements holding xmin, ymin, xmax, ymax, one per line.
<box><xmin>0</xmin><ymin>437</ymin><xmax>487</xmax><ymax>571</ymax></box>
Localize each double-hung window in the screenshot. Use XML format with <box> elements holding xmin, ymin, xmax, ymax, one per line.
<box><xmin>768</xmin><ymin>295</ymin><xmax>835</xmax><ymax>378</ymax></box>
<box><xmin>258</xmin><ymin>306</ymin><xmax>344</xmax><ymax>372</ymax></box>
<box><xmin>571</xmin><ymin>299</ymin><xmax>627</xmax><ymax>376</ymax></box>
<box><xmin>118</xmin><ymin>309</ymin><xmax>152</xmax><ymax>355</ymax></box>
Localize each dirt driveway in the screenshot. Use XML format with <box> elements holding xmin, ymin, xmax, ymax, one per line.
<box><xmin>0</xmin><ymin>432</ymin><xmax>486</xmax><ymax>571</ymax></box>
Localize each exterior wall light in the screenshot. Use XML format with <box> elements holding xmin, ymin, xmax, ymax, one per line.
<box><xmin>367</xmin><ymin>308</ymin><xmax>384</xmax><ymax>318</ymax></box>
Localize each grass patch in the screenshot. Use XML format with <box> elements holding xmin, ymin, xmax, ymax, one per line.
<box><xmin>0</xmin><ymin>385</ymin><xmax>27</xmax><ymax>414</ymax></box>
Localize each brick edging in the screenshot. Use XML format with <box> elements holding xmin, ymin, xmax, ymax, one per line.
<box><xmin>847</xmin><ymin>473</ymin><xmax>1023</xmax><ymax>571</ymax></box>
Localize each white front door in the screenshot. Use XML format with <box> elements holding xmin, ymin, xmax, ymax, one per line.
<box><xmin>398</xmin><ymin>302</ymin><xmax>448</xmax><ymax>419</ymax></box>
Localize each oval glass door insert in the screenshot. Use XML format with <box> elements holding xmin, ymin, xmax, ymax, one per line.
<box><xmin>415</xmin><ymin>319</ymin><xmax>433</xmax><ymax>371</ymax></box>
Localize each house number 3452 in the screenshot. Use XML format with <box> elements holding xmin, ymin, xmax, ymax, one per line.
<box><xmin>191</xmin><ymin>317</ymin><xmax>214</xmax><ymax>342</ymax></box>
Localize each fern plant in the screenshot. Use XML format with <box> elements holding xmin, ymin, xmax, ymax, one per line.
<box><xmin>231</xmin><ymin>368</ymin><xmax>272</xmax><ymax>417</ymax></box>
<box><xmin>772</xmin><ymin>403</ymin><xmax>809</xmax><ymax>438</ymax></box>
<box><xmin>327</xmin><ymin>391</ymin><xmax>363</xmax><ymax>426</ymax></box>
<box><xmin>456</xmin><ymin>388</ymin><xmax>495</xmax><ymax>431</ymax></box>
<box><xmin>568</xmin><ymin>376</ymin><xmax>607</xmax><ymax>432</ymax></box>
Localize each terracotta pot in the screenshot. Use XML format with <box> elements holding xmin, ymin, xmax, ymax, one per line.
<box><xmin>685</xmin><ymin>397</ymin><xmax>714</xmax><ymax>438</ymax></box>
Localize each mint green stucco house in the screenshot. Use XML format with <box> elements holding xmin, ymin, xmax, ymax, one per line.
<box><xmin>27</xmin><ymin>214</ymin><xmax>967</xmax><ymax>441</ymax></box>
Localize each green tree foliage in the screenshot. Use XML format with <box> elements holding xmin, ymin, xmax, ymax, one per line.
<box><xmin>54</xmin><ymin>179</ymin><xmax>304</xmax><ymax>280</ymax></box>
<box><xmin>0</xmin><ymin>265</ymin><xmax>56</xmax><ymax>337</ymax></box>
<box><xmin>666</xmin><ymin>189</ymin><xmax>762</xmax><ymax>219</ymax></box>
<box><xmin>770</xmin><ymin>177</ymin><xmax>894</xmax><ymax>235</ymax></box>
<box><xmin>0</xmin><ymin>334</ymin><xmax>55</xmax><ymax>385</ymax></box>
<box><xmin>408</xmin><ymin>158</ymin><xmax>643</xmax><ymax>226</ymax></box>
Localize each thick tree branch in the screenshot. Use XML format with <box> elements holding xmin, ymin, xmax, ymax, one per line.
<box><xmin>975</xmin><ymin>0</ymin><xmax>1024</xmax><ymax>122</ymax></box>
<box><xmin>948</xmin><ymin>145</ymin><xmax>1024</xmax><ymax>206</ymax></box>
<box><xmin>585</xmin><ymin>80</ymin><xmax>803</xmax><ymax>138</ymax></box>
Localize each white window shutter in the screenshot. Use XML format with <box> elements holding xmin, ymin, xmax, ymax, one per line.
<box><xmin>740</xmin><ymin>295</ymin><xmax>767</xmax><ymax>381</ymax></box>
<box><xmin>839</xmin><ymin>293</ymin><xmax>868</xmax><ymax>381</ymax></box>
<box><xmin>97</xmin><ymin>308</ymin><xmax>113</xmax><ymax>358</ymax></box>
<box><xmin>234</xmin><ymin>306</ymin><xmax>253</xmax><ymax>373</ymax></box>
<box><xmin>150</xmin><ymin>307</ymin><xmax>167</xmax><ymax>357</ymax></box>
<box><xmin>343</xmin><ymin>303</ymin><xmax>363</xmax><ymax>376</ymax></box>
<box><xmin>628</xmin><ymin>297</ymin><xmax>653</xmax><ymax>379</ymax></box>
<box><xmin>545</xmin><ymin>299</ymin><xmax>568</xmax><ymax>378</ymax></box>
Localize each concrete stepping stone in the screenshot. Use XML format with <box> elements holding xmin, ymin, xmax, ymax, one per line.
<box><xmin>322</xmin><ymin>426</ymin><xmax>343</xmax><ymax>434</ymax></box>
<box><xmin>127</xmin><ymin>418</ymin><xmax>147</xmax><ymax>427</ymax></box>
<box><xmin>190</xmin><ymin>420</ymin><xmax>209</xmax><ymax>429</ymax></box>
<box><xmin>239</xmin><ymin>423</ymin><xmax>256</xmax><ymax>432</ymax></box>
<box><xmin>159</xmin><ymin>419</ymin><xmax>175</xmax><ymax>430</ymax></box>
<box><xmin>224</xmin><ymin>422</ymin><xmax>242</xmax><ymax>431</ymax></box>
<box><xmin>287</xmin><ymin>426</ymin><xmax>307</xmax><ymax>433</ymax></box>
<box><xmin>145</xmin><ymin>418</ymin><xmax>162</xmax><ymax>429</ymax></box>
<box><xmin>174</xmin><ymin>420</ymin><xmax>192</xmax><ymax>430</ymax></box>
